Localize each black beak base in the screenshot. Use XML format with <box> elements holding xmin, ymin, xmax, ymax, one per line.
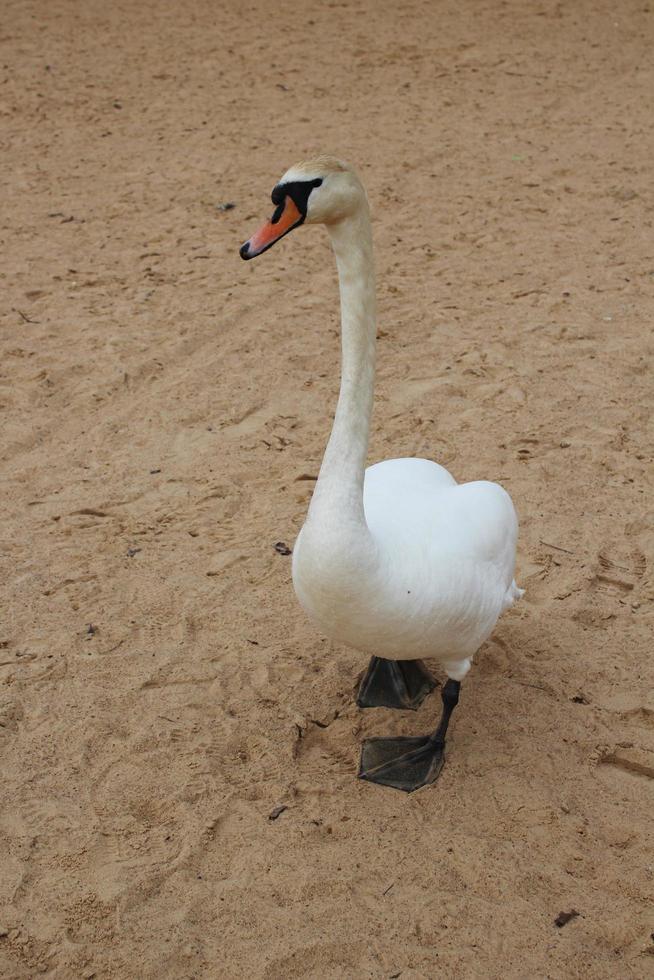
<box><xmin>238</xmin><ymin>177</ymin><xmax>323</xmax><ymax>262</ymax></box>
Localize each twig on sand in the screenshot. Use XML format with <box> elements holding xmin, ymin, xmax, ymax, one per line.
<box><xmin>515</xmin><ymin>680</ymin><xmax>552</xmax><ymax>694</ymax></box>
<box><xmin>13</xmin><ymin>308</ymin><xmax>39</xmax><ymax>324</ymax></box>
<box><xmin>539</xmin><ymin>539</ymin><xmax>574</xmax><ymax>555</ymax></box>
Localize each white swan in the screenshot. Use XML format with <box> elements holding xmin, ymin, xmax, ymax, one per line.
<box><xmin>240</xmin><ymin>156</ymin><xmax>523</xmax><ymax>791</ymax></box>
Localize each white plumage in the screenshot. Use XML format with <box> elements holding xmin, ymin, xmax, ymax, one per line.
<box><xmin>294</xmin><ymin>458</ymin><xmax>522</xmax><ymax>682</ymax></box>
<box><xmin>241</xmin><ymin>154</ymin><xmax>523</xmax><ymax>790</ymax></box>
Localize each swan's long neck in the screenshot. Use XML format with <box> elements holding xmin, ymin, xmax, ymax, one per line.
<box><xmin>307</xmin><ymin>203</ymin><xmax>376</xmax><ymax>535</ymax></box>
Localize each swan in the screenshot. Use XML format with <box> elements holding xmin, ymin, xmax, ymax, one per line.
<box><xmin>239</xmin><ymin>156</ymin><xmax>523</xmax><ymax>792</ymax></box>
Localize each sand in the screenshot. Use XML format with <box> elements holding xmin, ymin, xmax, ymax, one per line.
<box><xmin>1</xmin><ymin>0</ymin><xmax>653</xmax><ymax>976</ymax></box>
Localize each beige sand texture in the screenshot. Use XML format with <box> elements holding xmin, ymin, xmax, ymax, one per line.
<box><xmin>1</xmin><ymin>0</ymin><xmax>653</xmax><ymax>976</ymax></box>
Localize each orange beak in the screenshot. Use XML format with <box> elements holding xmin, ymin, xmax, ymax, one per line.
<box><xmin>239</xmin><ymin>196</ymin><xmax>304</xmax><ymax>260</ymax></box>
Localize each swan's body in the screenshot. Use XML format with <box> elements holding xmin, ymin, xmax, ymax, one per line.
<box><xmin>240</xmin><ymin>155</ymin><xmax>523</xmax><ymax>790</ymax></box>
<box><xmin>294</xmin><ymin>459</ymin><xmax>521</xmax><ymax>680</ymax></box>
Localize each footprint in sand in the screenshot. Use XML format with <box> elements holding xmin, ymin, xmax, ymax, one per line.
<box><xmin>0</xmin><ymin>695</ymin><xmax>24</xmax><ymax>735</ymax></box>
<box><xmin>598</xmin><ymin>749</ymin><xmax>654</xmax><ymax>784</ymax></box>
<box><xmin>263</xmin><ymin>939</ymin><xmax>370</xmax><ymax>980</ymax></box>
<box><xmin>294</xmin><ymin>714</ymin><xmax>358</xmax><ymax>775</ymax></box>
<box><xmin>593</xmin><ymin>545</ymin><xmax>647</xmax><ymax>595</ymax></box>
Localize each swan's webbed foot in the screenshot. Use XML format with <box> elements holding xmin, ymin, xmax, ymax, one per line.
<box><xmin>358</xmin><ymin>733</ymin><xmax>445</xmax><ymax>791</ymax></box>
<box><xmin>358</xmin><ymin>679</ymin><xmax>461</xmax><ymax>792</ymax></box>
<box><xmin>356</xmin><ymin>656</ymin><xmax>436</xmax><ymax>711</ymax></box>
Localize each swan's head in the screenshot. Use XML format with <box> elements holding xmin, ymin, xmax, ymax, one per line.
<box><xmin>239</xmin><ymin>155</ymin><xmax>364</xmax><ymax>260</ymax></box>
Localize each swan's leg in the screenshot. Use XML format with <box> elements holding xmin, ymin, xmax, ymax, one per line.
<box><xmin>356</xmin><ymin>656</ymin><xmax>437</xmax><ymax>711</ymax></box>
<box><xmin>358</xmin><ymin>679</ymin><xmax>461</xmax><ymax>792</ymax></box>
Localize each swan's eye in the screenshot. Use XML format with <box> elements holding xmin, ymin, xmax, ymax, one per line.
<box><xmin>271</xmin><ymin>178</ymin><xmax>323</xmax><ymax>214</ymax></box>
<box><xmin>288</xmin><ymin>179</ymin><xmax>323</xmax><ymax>214</ymax></box>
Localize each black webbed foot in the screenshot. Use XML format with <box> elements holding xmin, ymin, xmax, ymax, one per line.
<box><xmin>358</xmin><ymin>678</ymin><xmax>461</xmax><ymax>792</ymax></box>
<box><xmin>356</xmin><ymin>656</ymin><xmax>436</xmax><ymax>711</ymax></box>
<box><xmin>358</xmin><ymin>734</ymin><xmax>445</xmax><ymax>792</ymax></box>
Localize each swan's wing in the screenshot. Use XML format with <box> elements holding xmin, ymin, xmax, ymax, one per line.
<box><xmin>364</xmin><ymin>457</ymin><xmax>457</xmax><ymax>497</ymax></box>
<box><xmin>363</xmin><ymin>456</ymin><xmax>457</xmax><ymax>546</ymax></box>
<box><xmin>445</xmin><ymin>481</ymin><xmax>523</xmax><ymax>615</ymax></box>
<box><xmin>362</xmin><ymin>465</ymin><xmax>521</xmax><ymax>659</ymax></box>
<box><xmin>442</xmin><ymin>480</ymin><xmax>519</xmax><ymax>568</ymax></box>
<box><xmin>364</xmin><ymin>462</ymin><xmax>518</xmax><ymax>583</ymax></box>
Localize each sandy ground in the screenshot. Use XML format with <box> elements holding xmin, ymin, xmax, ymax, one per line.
<box><xmin>1</xmin><ymin>0</ymin><xmax>653</xmax><ymax>976</ymax></box>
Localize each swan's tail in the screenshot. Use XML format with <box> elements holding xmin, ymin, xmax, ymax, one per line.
<box><xmin>503</xmin><ymin>579</ymin><xmax>525</xmax><ymax>611</ymax></box>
